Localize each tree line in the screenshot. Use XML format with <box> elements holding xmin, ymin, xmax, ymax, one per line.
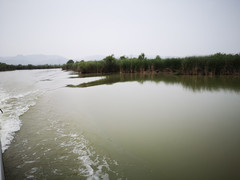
<box><xmin>0</xmin><ymin>63</ymin><xmax>61</xmax><ymax>71</ymax></box>
<box><xmin>62</xmin><ymin>53</ymin><xmax>240</xmax><ymax>75</ymax></box>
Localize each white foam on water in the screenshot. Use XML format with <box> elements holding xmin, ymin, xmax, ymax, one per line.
<box><xmin>0</xmin><ymin>69</ymin><xmax>68</xmax><ymax>153</ymax></box>
<box><xmin>25</xmin><ymin>167</ymin><xmax>39</xmax><ymax>179</ymax></box>
<box><xmin>70</xmin><ymin>134</ymin><xmax>118</xmax><ymax>180</ymax></box>
<box><xmin>0</xmin><ymin>69</ymin><xmax>123</xmax><ymax>179</ymax></box>
<box><xmin>49</xmin><ymin>115</ymin><xmax>120</xmax><ymax>179</ymax></box>
<box><xmin>0</xmin><ymin>88</ymin><xmax>41</xmax><ymax>152</ymax></box>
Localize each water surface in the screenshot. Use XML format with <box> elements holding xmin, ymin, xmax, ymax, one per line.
<box><xmin>1</xmin><ymin>70</ymin><xmax>240</xmax><ymax>179</ymax></box>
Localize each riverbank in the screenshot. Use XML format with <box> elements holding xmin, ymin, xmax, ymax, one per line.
<box><xmin>0</xmin><ymin>62</ymin><xmax>61</xmax><ymax>71</ymax></box>
<box><xmin>63</xmin><ymin>53</ymin><xmax>240</xmax><ymax>76</ymax></box>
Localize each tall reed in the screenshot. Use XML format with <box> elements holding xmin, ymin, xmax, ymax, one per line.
<box><xmin>62</xmin><ymin>53</ymin><xmax>240</xmax><ymax>75</ymax></box>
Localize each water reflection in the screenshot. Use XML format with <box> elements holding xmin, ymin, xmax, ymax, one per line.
<box><xmin>67</xmin><ymin>73</ymin><xmax>240</xmax><ymax>93</ymax></box>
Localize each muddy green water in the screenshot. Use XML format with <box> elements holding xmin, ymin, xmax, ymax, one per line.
<box><xmin>1</xmin><ymin>70</ymin><xmax>240</xmax><ymax>180</ymax></box>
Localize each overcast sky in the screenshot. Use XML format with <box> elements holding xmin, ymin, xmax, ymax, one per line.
<box><xmin>0</xmin><ymin>0</ymin><xmax>239</xmax><ymax>59</ymax></box>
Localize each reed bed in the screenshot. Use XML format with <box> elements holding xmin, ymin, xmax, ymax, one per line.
<box><xmin>62</xmin><ymin>53</ymin><xmax>240</xmax><ymax>75</ymax></box>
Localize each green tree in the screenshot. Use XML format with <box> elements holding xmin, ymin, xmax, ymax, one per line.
<box><xmin>67</xmin><ymin>59</ymin><xmax>74</xmax><ymax>64</ymax></box>
<box><xmin>138</xmin><ymin>53</ymin><xmax>146</xmax><ymax>60</ymax></box>
<box><xmin>103</xmin><ymin>55</ymin><xmax>118</xmax><ymax>73</ymax></box>
<box><xmin>65</xmin><ymin>59</ymin><xmax>75</xmax><ymax>70</ymax></box>
<box><xmin>120</xmin><ymin>56</ymin><xmax>126</xmax><ymax>60</ymax></box>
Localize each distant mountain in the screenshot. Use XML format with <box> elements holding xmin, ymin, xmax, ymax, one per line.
<box><xmin>0</xmin><ymin>55</ymin><xmax>68</xmax><ymax>65</ymax></box>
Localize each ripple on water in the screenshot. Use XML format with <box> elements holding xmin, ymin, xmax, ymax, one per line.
<box><xmin>45</xmin><ymin>117</ymin><xmax>121</xmax><ymax>179</ymax></box>
<box><xmin>0</xmin><ymin>89</ymin><xmax>41</xmax><ymax>152</ymax></box>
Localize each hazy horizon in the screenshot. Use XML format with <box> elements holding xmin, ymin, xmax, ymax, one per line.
<box><xmin>0</xmin><ymin>0</ymin><xmax>239</xmax><ymax>60</ymax></box>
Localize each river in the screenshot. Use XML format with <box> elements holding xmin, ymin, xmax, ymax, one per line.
<box><xmin>1</xmin><ymin>69</ymin><xmax>240</xmax><ymax>180</ymax></box>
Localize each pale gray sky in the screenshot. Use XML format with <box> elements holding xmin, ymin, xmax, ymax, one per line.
<box><xmin>0</xmin><ymin>0</ymin><xmax>239</xmax><ymax>59</ymax></box>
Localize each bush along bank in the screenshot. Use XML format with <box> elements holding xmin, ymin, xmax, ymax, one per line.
<box><xmin>0</xmin><ymin>63</ymin><xmax>62</xmax><ymax>71</ymax></box>
<box><xmin>62</xmin><ymin>53</ymin><xmax>240</xmax><ymax>75</ymax></box>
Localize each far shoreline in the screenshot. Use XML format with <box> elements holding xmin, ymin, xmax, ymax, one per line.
<box><xmin>63</xmin><ymin>53</ymin><xmax>240</xmax><ymax>76</ymax></box>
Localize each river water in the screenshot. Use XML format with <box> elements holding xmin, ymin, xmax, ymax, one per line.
<box><xmin>1</xmin><ymin>69</ymin><xmax>240</xmax><ymax>180</ymax></box>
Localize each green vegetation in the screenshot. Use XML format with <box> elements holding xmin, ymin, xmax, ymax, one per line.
<box><xmin>63</xmin><ymin>53</ymin><xmax>240</xmax><ymax>75</ymax></box>
<box><xmin>0</xmin><ymin>63</ymin><xmax>61</xmax><ymax>71</ymax></box>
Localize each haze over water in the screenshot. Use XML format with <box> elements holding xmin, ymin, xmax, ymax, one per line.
<box><xmin>1</xmin><ymin>69</ymin><xmax>240</xmax><ymax>179</ymax></box>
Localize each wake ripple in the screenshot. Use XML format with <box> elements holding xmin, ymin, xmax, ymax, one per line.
<box><xmin>0</xmin><ymin>89</ymin><xmax>41</xmax><ymax>152</ymax></box>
